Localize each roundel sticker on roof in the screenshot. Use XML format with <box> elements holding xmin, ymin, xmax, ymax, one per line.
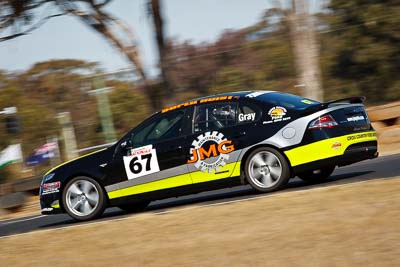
<box><xmin>187</xmin><ymin>131</ymin><xmax>235</xmax><ymax>173</ymax></box>
<box><xmin>301</xmin><ymin>99</ymin><xmax>316</xmax><ymax>105</ymax></box>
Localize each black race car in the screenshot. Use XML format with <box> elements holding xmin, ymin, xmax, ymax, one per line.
<box><xmin>40</xmin><ymin>91</ymin><xmax>378</xmax><ymax>221</ymax></box>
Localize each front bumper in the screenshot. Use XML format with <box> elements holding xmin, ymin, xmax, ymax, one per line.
<box><xmin>40</xmin><ymin>193</ymin><xmax>63</xmax><ymax>215</ymax></box>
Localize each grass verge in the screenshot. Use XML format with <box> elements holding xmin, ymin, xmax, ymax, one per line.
<box><xmin>1</xmin><ymin>177</ymin><xmax>400</xmax><ymax>266</ymax></box>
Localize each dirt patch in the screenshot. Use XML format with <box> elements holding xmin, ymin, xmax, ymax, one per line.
<box><xmin>1</xmin><ymin>177</ymin><xmax>399</xmax><ymax>266</ymax></box>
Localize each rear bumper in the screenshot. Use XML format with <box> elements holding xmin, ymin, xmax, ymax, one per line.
<box><xmin>293</xmin><ymin>140</ymin><xmax>378</xmax><ymax>174</ymax></box>
<box><xmin>339</xmin><ymin>141</ymin><xmax>378</xmax><ymax>166</ymax></box>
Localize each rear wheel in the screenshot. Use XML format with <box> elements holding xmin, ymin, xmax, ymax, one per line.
<box><xmin>297</xmin><ymin>166</ymin><xmax>335</xmax><ymax>183</ymax></box>
<box><xmin>118</xmin><ymin>201</ymin><xmax>150</xmax><ymax>213</ymax></box>
<box><xmin>245</xmin><ymin>147</ymin><xmax>290</xmax><ymax>193</ymax></box>
<box><xmin>62</xmin><ymin>176</ymin><xmax>107</xmax><ymax>221</ymax></box>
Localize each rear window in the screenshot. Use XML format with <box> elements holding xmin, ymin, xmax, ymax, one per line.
<box><xmin>256</xmin><ymin>92</ymin><xmax>320</xmax><ymax>110</ymax></box>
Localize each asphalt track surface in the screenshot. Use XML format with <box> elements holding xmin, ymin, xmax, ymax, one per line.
<box><xmin>1</xmin><ymin>153</ymin><xmax>399</xmax><ymax>238</ymax></box>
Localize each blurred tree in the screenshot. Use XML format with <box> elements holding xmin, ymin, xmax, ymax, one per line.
<box><xmin>0</xmin><ymin>0</ymin><xmax>172</xmax><ymax>111</ymax></box>
<box><xmin>108</xmin><ymin>79</ymin><xmax>151</xmax><ymax>136</ymax></box>
<box><xmin>17</xmin><ymin>59</ymin><xmax>101</xmax><ymax>148</ymax></box>
<box><xmin>148</xmin><ymin>0</ymin><xmax>176</xmax><ymax>107</ymax></box>
<box><xmin>0</xmin><ymin>59</ymin><xmax>149</xmax><ymax>176</ymax></box>
<box><xmin>321</xmin><ymin>0</ymin><xmax>400</xmax><ymax>103</ymax></box>
<box><xmin>0</xmin><ymin>68</ymin><xmax>58</xmax><ymax>175</ymax></box>
<box><xmin>166</xmin><ymin>16</ymin><xmax>297</xmax><ymax>97</ymax></box>
<box><xmin>0</xmin><ymin>0</ymin><xmax>398</xmax><ymax>118</ymax></box>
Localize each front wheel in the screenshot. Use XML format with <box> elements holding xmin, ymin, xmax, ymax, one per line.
<box><xmin>297</xmin><ymin>166</ymin><xmax>335</xmax><ymax>183</ymax></box>
<box><xmin>62</xmin><ymin>176</ymin><xmax>107</xmax><ymax>221</ymax></box>
<box><xmin>245</xmin><ymin>147</ymin><xmax>290</xmax><ymax>193</ymax></box>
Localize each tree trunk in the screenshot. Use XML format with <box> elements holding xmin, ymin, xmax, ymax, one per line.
<box><xmin>287</xmin><ymin>0</ymin><xmax>323</xmax><ymax>101</ymax></box>
<box><xmin>150</xmin><ymin>0</ymin><xmax>177</xmax><ymax>107</ymax></box>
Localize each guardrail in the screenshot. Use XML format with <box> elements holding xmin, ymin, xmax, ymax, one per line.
<box><xmin>0</xmin><ymin>176</ymin><xmax>42</xmax><ymax>210</ymax></box>
<box><xmin>367</xmin><ymin>101</ymin><xmax>400</xmax><ymax>144</ymax></box>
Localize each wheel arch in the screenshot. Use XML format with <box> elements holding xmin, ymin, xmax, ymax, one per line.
<box><xmin>239</xmin><ymin>144</ymin><xmax>294</xmax><ymax>184</ymax></box>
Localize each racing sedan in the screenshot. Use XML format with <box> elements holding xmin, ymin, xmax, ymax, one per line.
<box><xmin>40</xmin><ymin>91</ymin><xmax>378</xmax><ymax>221</ymax></box>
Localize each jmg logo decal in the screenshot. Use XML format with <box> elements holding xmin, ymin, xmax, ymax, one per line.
<box><xmin>188</xmin><ymin>131</ymin><xmax>235</xmax><ymax>173</ymax></box>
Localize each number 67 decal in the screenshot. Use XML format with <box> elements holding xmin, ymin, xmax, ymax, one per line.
<box><xmin>123</xmin><ymin>145</ymin><xmax>160</xmax><ymax>180</ymax></box>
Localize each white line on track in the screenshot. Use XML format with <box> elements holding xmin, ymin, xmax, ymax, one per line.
<box><xmin>0</xmin><ymin>176</ymin><xmax>397</xmax><ymax>240</ymax></box>
<box><xmin>0</xmin><ymin>215</ymin><xmax>46</xmax><ymax>226</ymax></box>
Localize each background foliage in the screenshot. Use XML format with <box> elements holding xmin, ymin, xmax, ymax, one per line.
<box><xmin>0</xmin><ymin>0</ymin><xmax>398</xmax><ymax>179</ymax></box>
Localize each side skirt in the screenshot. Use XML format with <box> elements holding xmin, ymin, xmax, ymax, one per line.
<box><xmin>109</xmin><ymin>177</ymin><xmax>242</xmax><ymax>207</ymax></box>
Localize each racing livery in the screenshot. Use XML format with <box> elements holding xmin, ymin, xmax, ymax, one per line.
<box><xmin>40</xmin><ymin>91</ymin><xmax>378</xmax><ymax>220</ymax></box>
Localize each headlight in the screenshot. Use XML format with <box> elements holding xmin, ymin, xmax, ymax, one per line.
<box><xmin>42</xmin><ymin>173</ymin><xmax>55</xmax><ymax>183</ymax></box>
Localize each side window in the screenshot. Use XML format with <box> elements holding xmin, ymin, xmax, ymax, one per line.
<box><xmin>132</xmin><ymin>110</ymin><xmax>185</xmax><ymax>147</ymax></box>
<box><xmin>237</xmin><ymin>102</ymin><xmax>261</xmax><ymax>124</ymax></box>
<box><xmin>193</xmin><ymin>102</ymin><xmax>237</xmax><ymax>133</ymax></box>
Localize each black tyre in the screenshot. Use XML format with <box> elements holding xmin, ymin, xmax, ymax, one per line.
<box><xmin>245</xmin><ymin>147</ymin><xmax>290</xmax><ymax>193</ymax></box>
<box><xmin>62</xmin><ymin>176</ymin><xmax>107</xmax><ymax>221</ymax></box>
<box><xmin>297</xmin><ymin>166</ymin><xmax>335</xmax><ymax>183</ymax></box>
<box><xmin>118</xmin><ymin>201</ymin><xmax>150</xmax><ymax>213</ymax></box>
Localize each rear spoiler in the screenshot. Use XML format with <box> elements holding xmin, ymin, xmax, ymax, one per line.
<box><xmin>302</xmin><ymin>96</ymin><xmax>366</xmax><ymax>115</ymax></box>
<box><xmin>321</xmin><ymin>96</ymin><xmax>366</xmax><ymax>108</ymax></box>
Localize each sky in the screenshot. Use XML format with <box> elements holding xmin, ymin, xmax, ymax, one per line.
<box><xmin>0</xmin><ymin>0</ymin><xmax>273</xmax><ymax>77</ymax></box>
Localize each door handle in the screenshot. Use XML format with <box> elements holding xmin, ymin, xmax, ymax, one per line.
<box><xmin>159</xmin><ymin>145</ymin><xmax>183</xmax><ymax>154</ymax></box>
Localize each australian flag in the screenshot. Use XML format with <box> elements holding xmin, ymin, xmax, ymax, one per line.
<box><xmin>26</xmin><ymin>142</ymin><xmax>58</xmax><ymax>166</ymax></box>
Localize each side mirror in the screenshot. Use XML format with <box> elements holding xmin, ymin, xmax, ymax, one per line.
<box><xmin>120</xmin><ymin>139</ymin><xmax>133</xmax><ymax>150</ymax></box>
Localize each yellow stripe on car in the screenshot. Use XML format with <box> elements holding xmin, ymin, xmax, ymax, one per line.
<box><xmin>284</xmin><ymin>131</ymin><xmax>377</xmax><ymax>167</ymax></box>
<box><xmin>108</xmin><ymin>162</ymin><xmax>241</xmax><ymax>199</ymax></box>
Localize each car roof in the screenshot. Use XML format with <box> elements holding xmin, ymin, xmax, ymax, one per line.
<box><xmin>192</xmin><ymin>90</ymin><xmax>275</xmax><ymax>101</ymax></box>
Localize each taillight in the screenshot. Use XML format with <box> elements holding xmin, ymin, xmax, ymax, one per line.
<box><xmin>309</xmin><ymin>115</ymin><xmax>338</xmax><ymax>129</ymax></box>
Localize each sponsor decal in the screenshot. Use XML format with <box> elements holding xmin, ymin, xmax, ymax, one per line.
<box><xmin>264</xmin><ymin>106</ymin><xmax>291</xmax><ymax>124</ymax></box>
<box><xmin>238</xmin><ymin>113</ymin><xmax>255</xmax><ymax>122</ymax></box>
<box><xmin>347</xmin><ymin>132</ymin><xmax>376</xmax><ymax>141</ymax></box>
<box><xmin>162</xmin><ymin>96</ymin><xmax>238</xmax><ymax>113</ymax></box>
<box><xmin>188</xmin><ymin>131</ymin><xmax>235</xmax><ymax>173</ymax></box>
<box><xmin>123</xmin><ymin>145</ymin><xmax>160</xmax><ymax>180</ymax></box>
<box><xmin>347</xmin><ymin>115</ymin><xmax>365</xmax><ymax>122</ymax></box>
<box><xmin>269</xmin><ymin>106</ymin><xmax>287</xmax><ymax>119</ymax></box>
<box><xmin>245</xmin><ymin>91</ymin><xmax>271</xmax><ymax>98</ymax></box>
<box><xmin>199</xmin><ymin>96</ymin><xmax>238</xmax><ymax>104</ymax></box>
<box><xmin>301</xmin><ymin>99</ymin><xmax>315</xmax><ymax>105</ymax></box>
<box><xmin>331</xmin><ymin>141</ymin><xmax>342</xmax><ymax>150</ymax></box>
<box><xmin>353</xmin><ymin>125</ymin><xmax>370</xmax><ymax>131</ymax></box>
<box><xmin>42</xmin><ymin>181</ymin><xmax>61</xmax><ymax>195</ymax></box>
